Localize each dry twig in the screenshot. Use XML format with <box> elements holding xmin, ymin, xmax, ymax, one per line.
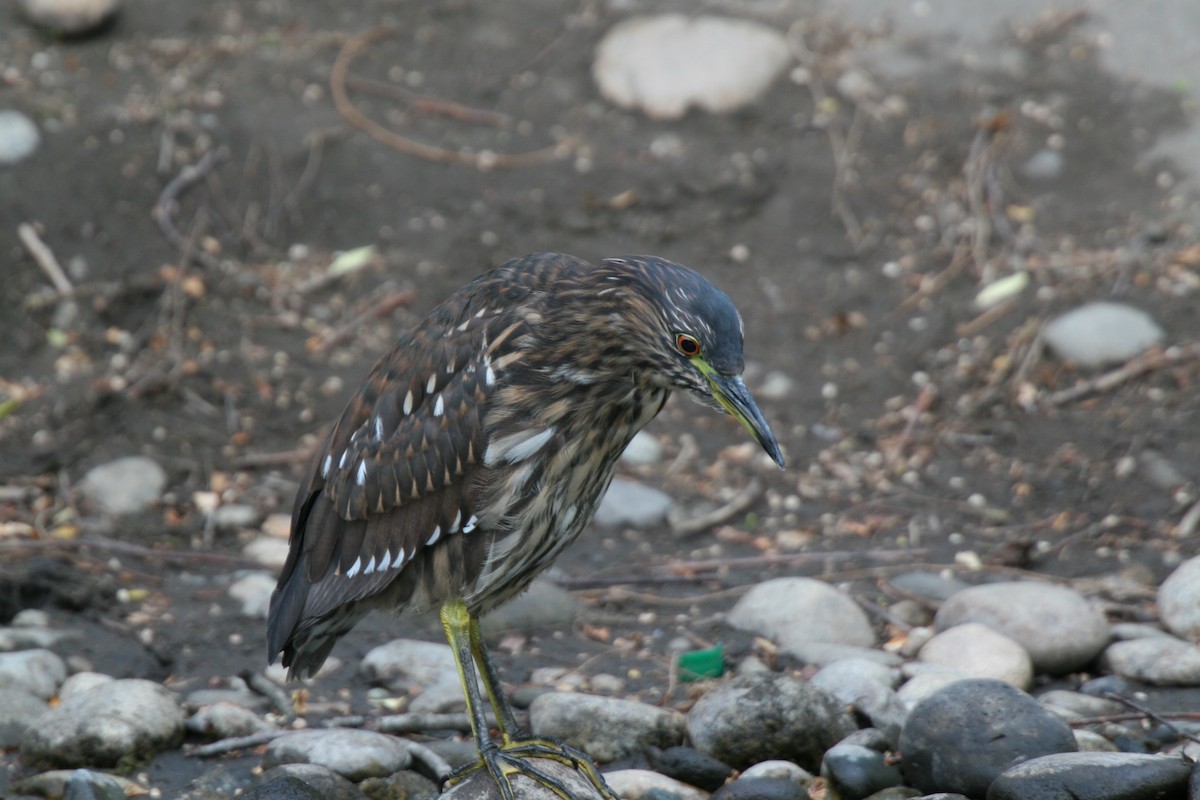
<box><xmin>1044</xmin><ymin>341</ymin><xmax>1200</xmax><ymax>407</ymax></box>
<box><xmin>308</xmin><ymin>288</ymin><xmax>418</xmax><ymax>353</ymax></box>
<box><xmin>671</xmin><ymin>479</ymin><xmax>765</xmax><ymax>538</ymax></box>
<box><xmin>153</xmin><ymin>150</ymin><xmax>220</xmax><ymax>267</ymax></box>
<box><xmin>18</xmin><ymin>222</ymin><xmax>74</xmax><ymax>297</ymax></box>
<box><xmin>331</xmin><ymin>27</ymin><xmax>571</xmax><ymax>169</ymax></box>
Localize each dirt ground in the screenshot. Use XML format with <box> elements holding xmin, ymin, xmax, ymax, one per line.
<box><xmin>2</xmin><ymin>0</ymin><xmax>1200</xmax><ymax>795</ymax></box>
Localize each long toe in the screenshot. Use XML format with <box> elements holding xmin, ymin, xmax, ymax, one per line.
<box><xmin>445</xmin><ymin>745</ymin><xmax>617</xmax><ymax>800</ymax></box>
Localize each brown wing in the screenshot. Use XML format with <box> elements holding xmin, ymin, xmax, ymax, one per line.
<box><xmin>266</xmin><ymin>253</ymin><xmax>587</xmax><ymax>673</ymax></box>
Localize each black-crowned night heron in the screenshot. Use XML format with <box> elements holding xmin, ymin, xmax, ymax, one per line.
<box><xmin>267</xmin><ymin>252</ymin><xmax>784</xmax><ymax>798</ymax></box>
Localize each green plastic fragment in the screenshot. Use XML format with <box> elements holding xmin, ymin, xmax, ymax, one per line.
<box><xmin>678</xmin><ymin>644</ymin><xmax>725</xmax><ymax>681</ymax></box>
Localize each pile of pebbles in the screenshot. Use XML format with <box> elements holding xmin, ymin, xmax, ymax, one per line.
<box><xmin>5</xmin><ymin>558</ymin><xmax>1200</xmax><ymax>800</ymax></box>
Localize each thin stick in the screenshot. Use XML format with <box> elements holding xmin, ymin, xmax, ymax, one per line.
<box><xmin>1044</xmin><ymin>341</ymin><xmax>1200</xmax><ymax>407</ymax></box>
<box><xmin>331</xmin><ymin>27</ymin><xmax>570</xmax><ymax>170</ymax></box>
<box><xmin>153</xmin><ymin>150</ymin><xmax>220</xmax><ymax>268</ymax></box>
<box><xmin>672</xmin><ymin>480</ymin><xmax>765</xmax><ymax>538</ymax></box>
<box><xmin>309</xmin><ymin>288</ymin><xmax>417</xmax><ymax>353</ymax></box>
<box><xmin>343</xmin><ymin>75</ymin><xmax>512</xmax><ymax>127</ymax></box>
<box><xmin>189</xmin><ymin>729</ymin><xmax>292</xmax><ymax>757</ymax></box>
<box><xmin>1101</xmin><ymin>693</ymin><xmax>1200</xmax><ymax>745</ymax></box>
<box><xmin>18</xmin><ymin>223</ymin><xmax>74</xmax><ymax>297</ymax></box>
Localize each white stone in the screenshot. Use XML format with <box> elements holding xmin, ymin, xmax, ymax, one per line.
<box><xmin>1043</xmin><ymin>302</ymin><xmax>1164</xmax><ymax>369</ymax></box>
<box><xmin>0</xmin><ymin>649</ymin><xmax>67</xmax><ymax>699</ymax></box>
<box><xmin>728</xmin><ymin>577</ymin><xmax>876</xmax><ymax>650</ymax></box>
<box><xmin>593</xmin><ymin>15</ymin><xmax>791</xmax><ymax>120</ymax></box>
<box><xmin>619</xmin><ymin>431</ymin><xmax>663</xmax><ymax>466</ymax></box>
<box><xmin>918</xmin><ymin>623</ymin><xmax>1033</xmax><ymax>689</ymax></box>
<box><xmin>242</xmin><ymin>536</ymin><xmax>291</xmax><ymax>568</ymax></box>
<box><xmin>594</xmin><ymin>477</ymin><xmax>672</xmax><ymax>528</ymax></box>
<box><xmin>1157</xmin><ymin>555</ymin><xmax>1200</xmax><ymax>641</ymax></box>
<box><xmin>1101</xmin><ymin>637</ymin><xmax>1200</xmax><ymax>686</ymax></box>
<box><xmin>20</xmin><ymin>0</ymin><xmax>120</xmax><ymax>36</ymax></box>
<box><xmin>604</xmin><ymin>769</ymin><xmax>708</xmax><ymax>800</ymax></box>
<box><xmin>529</xmin><ymin>692</ymin><xmax>685</xmax><ymax>762</ymax></box>
<box><xmin>228</xmin><ymin>571</ymin><xmax>277</xmax><ymax>618</ymax></box>
<box><xmin>262</xmin><ymin>729</ymin><xmax>413</xmax><ymax>781</ymax></box>
<box><xmin>79</xmin><ymin>456</ymin><xmax>167</xmax><ymax>515</ymax></box>
<box><xmin>361</xmin><ymin>639</ymin><xmax>478</xmax><ymax>713</ymax></box>
<box><xmin>933</xmin><ymin>581</ymin><xmax>1109</xmax><ymax>673</ymax></box>
<box><xmin>0</xmin><ymin>111</ymin><xmax>40</xmax><ymax>165</ymax></box>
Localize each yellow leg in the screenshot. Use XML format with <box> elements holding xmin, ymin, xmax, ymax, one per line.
<box><xmin>440</xmin><ymin>599</ymin><xmax>618</xmax><ymax>800</ymax></box>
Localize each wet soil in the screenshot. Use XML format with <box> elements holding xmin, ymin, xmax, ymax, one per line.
<box><xmin>2</xmin><ymin>1</ymin><xmax>1200</xmax><ymax>795</ymax></box>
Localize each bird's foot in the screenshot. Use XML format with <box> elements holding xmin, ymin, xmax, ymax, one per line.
<box><xmin>447</xmin><ymin>737</ymin><xmax>618</xmax><ymax>800</ymax></box>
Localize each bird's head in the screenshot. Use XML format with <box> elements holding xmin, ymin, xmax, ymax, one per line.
<box><xmin>596</xmin><ymin>256</ymin><xmax>786</xmax><ymax>469</ymax></box>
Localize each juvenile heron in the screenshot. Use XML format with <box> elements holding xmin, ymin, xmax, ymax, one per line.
<box><xmin>267</xmin><ymin>252</ymin><xmax>784</xmax><ymax>798</ymax></box>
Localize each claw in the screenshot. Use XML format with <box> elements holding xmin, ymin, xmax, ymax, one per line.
<box><xmin>447</xmin><ymin>739</ymin><xmax>618</xmax><ymax>800</ymax></box>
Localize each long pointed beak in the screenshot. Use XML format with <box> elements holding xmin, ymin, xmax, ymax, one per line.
<box><xmin>707</xmin><ymin>373</ymin><xmax>785</xmax><ymax>468</ymax></box>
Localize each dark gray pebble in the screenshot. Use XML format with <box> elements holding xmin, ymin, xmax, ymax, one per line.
<box><xmin>255</xmin><ymin>765</ymin><xmax>367</xmax><ymax>800</ymax></box>
<box><xmin>244</xmin><ymin>777</ymin><xmax>326</xmax><ymax>800</ymax></box>
<box><xmin>986</xmin><ymin>752</ymin><xmax>1190</xmax><ymax>800</ymax></box>
<box><xmin>645</xmin><ymin>746</ymin><xmax>735</xmax><ymax>792</ymax></box>
<box><xmin>899</xmin><ymin>679</ymin><xmax>1076</xmax><ymax>797</ymax></box>
<box><xmin>711</xmin><ymin>777</ymin><xmax>806</xmax><ymax>800</ymax></box>
<box><xmin>822</xmin><ymin>743</ymin><xmax>904</xmax><ymax>800</ymax></box>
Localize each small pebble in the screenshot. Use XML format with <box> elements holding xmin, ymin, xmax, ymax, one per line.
<box><xmin>0</xmin><ymin>110</ymin><xmax>40</xmax><ymax>164</ymax></box>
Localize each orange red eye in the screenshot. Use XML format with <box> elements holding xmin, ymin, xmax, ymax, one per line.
<box><xmin>676</xmin><ymin>334</ymin><xmax>701</xmax><ymax>356</ymax></box>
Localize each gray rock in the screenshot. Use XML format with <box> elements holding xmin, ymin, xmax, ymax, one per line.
<box><xmin>361</xmin><ymin>639</ymin><xmax>475</xmax><ymax>712</ymax></box>
<box><xmin>739</xmin><ymin>760</ymin><xmax>814</xmax><ymax>786</ymax></box>
<box><xmin>0</xmin><ymin>687</ymin><xmax>49</xmax><ymax>747</ymax></box>
<box><xmin>79</xmin><ymin>455</ymin><xmax>167</xmax><ymax>515</ymax></box>
<box><xmin>60</xmin><ymin>671</ymin><xmax>114</xmax><ymax>698</ymax></box>
<box><xmin>1109</xmin><ymin>622</ymin><xmax>1174</xmax><ymax>641</ymax></box>
<box><xmin>21</xmin><ymin>678</ymin><xmax>185</xmax><ymax>768</ymax></box>
<box><xmin>1043</xmin><ymin>302</ymin><xmax>1164</xmax><ymax>369</ymax></box>
<box><xmin>229</xmin><ymin>571</ymin><xmax>277</xmax><ymax>618</ymax></box>
<box><xmin>605</xmin><ymin>768</ymin><xmax>709</xmax><ymax>800</ymax></box>
<box><xmin>1101</xmin><ymin>636</ymin><xmax>1200</xmax><ymax>685</ymax></box>
<box><xmin>185</xmin><ymin>686</ymin><xmax>268</xmax><ymax>711</ymax></box>
<box><xmin>19</xmin><ymin>0</ymin><xmax>120</xmax><ymax>36</ymax></box>
<box><xmin>896</xmin><ymin>669</ymin><xmax>971</xmax><ymax>709</ymax></box>
<box><xmin>779</xmin><ymin>641</ymin><xmax>901</xmax><ymax>668</ymax></box>
<box><xmin>811</xmin><ymin>660</ymin><xmax>907</xmax><ymax>743</ymax></box>
<box><xmin>245</xmin><ymin>776</ymin><xmax>326</xmax><ymax>800</ymax></box>
<box><xmin>243</xmin><ymin>536</ymin><xmax>291</xmax><ymax>568</ymax></box>
<box><xmin>187</xmin><ymin>702</ymin><xmax>275</xmax><ymax>739</ymax></box>
<box><xmin>359</xmin><ymin>769</ymin><xmax>439</xmax><ymax>800</ymax></box>
<box><xmin>481</xmin><ymin>577</ymin><xmax>579</xmax><ymax>634</ymax></box>
<box><xmin>1021</xmin><ymin>149</ymin><xmax>1064</xmax><ymax>181</ymax></box>
<box><xmin>594</xmin><ymin>478</ymin><xmax>672</xmax><ymax>528</ymax></box>
<box><xmin>888</xmin><ymin>572</ymin><xmax>970</xmax><ymax>604</ymax></box>
<box><xmin>529</xmin><ymin>692</ymin><xmax>685</xmax><ymax>762</ymax></box>
<box><xmin>593</xmin><ymin>15</ymin><xmax>791</xmax><ymax>120</ymax></box>
<box><xmin>918</xmin><ymin>623</ymin><xmax>1033</xmax><ymax>689</ymax></box>
<box><xmin>620</xmin><ymin>431</ymin><xmax>664</xmax><ymax>466</ymax></box>
<box><xmin>0</xmin><ymin>625</ymin><xmax>77</xmax><ymax>651</ymax></box>
<box><xmin>1072</xmin><ymin>730</ymin><xmax>1119</xmax><ymax>752</ymax></box>
<box><xmin>987</xmin><ymin>752</ymin><xmax>1190</xmax><ymax>800</ymax></box>
<box><xmin>821</xmin><ymin>743</ymin><xmax>904</xmax><ymax>800</ymax></box>
<box><xmin>260</xmin><ymin>763</ymin><xmax>371</xmax><ymax>800</ymax></box>
<box><xmin>262</xmin><ymin>729</ymin><xmax>414</xmax><ymax>781</ymax></box>
<box><xmin>728</xmin><ymin>577</ymin><xmax>876</xmax><ymax>650</ymax></box>
<box><xmin>0</xmin><ymin>648</ymin><xmax>67</xmax><ymax>698</ymax></box>
<box><xmin>441</xmin><ymin>757</ymin><xmax>608</xmax><ymax>800</ymax></box>
<box><xmin>899</xmin><ymin>679</ymin><xmax>1077</xmax><ymax>797</ymax></box>
<box><xmin>0</xmin><ymin>110</ymin><xmax>40</xmax><ymax>165</ymax></box>
<box><xmin>644</xmin><ymin>745</ymin><xmax>734</xmax><ymax>791</ymax></box>
<box><xmin>1037</xmin><ymin>690</ymin><xmax>1127</xmax><ymax>719</ymax></box>
<box><xmin>686</xmin><ymin>671</ymin><xmax>856</xmax><ymax>771</ymax></box>
<box><xmin>934</xmin><ymin>581</ymin><xmax>1109</xmax><ymax>673</ymax></box>
<box><xmin>1157</xmin><ymin>555</ymin><xmax>1200</xmax><ymax>641</ymax></box>
<box><xmin>712</xmin><ymin>777</ymin><xmax>806</xmax><ymax>800</ymax></box>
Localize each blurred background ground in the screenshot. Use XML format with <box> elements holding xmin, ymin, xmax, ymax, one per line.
<box><xmin>1</xmin><ymin>0</ymin><xmax>1199</xmax><ymax>794</ymax></box>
